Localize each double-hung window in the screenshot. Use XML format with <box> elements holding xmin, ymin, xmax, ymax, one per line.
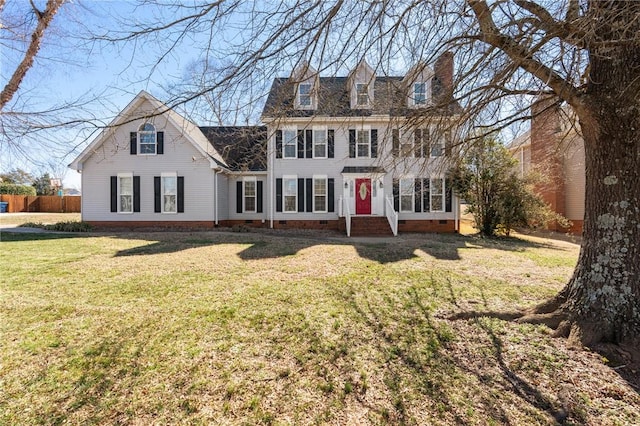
<box><xmin>298</xmin><ymin>83</ymin><xmax>312</xmax><ymax>107</ymax></box>
<box><xmin>400</xmin><ymin>131</ymin><xmax>413</xmax><ymax>157</ymax></box>
<box><xmin>400</xmin><ymin>178</ymin><xmax>414</xmax><ymax>212</ymax></box>
<box><xmin>430</xmin><ymin>178</ymin><xmax>444</xmax><ymax>212</ymax></box>
<box><xmin>414</xmin><ymin>82</ymin><xmax>427</xmax><ymax>106</ymax></box>
<box><xmin>313</xmin><ymin>128</ymin><xmax>327</xmax><ymax>158</ymax></box>
<box><xmin>139</xmin><ymin>123</ymin><xmax>156</xmax><ymax>154</ymax></box>
<box><xmin>313</xmin><ymin>176</ymin><xmax>327</xmax><ymax>213</ymax></box>
<box><xmin>118</xmin><ymin>173</ymin><xmax>133</xmax><ymax>213</ymax></box>
<box><xmin>356</xmin><ymin>83</ymin><xmax>369</xmax><ymax>106</ymax></box>
<box><xmin>161</xmin><ymin>173</ymin><xmax>177</xmax><ymax>213</ymax></box>
<box><xmin>431</xmin><ymin>134</ymin><xmax>445</xmax><ymax>157</ymax></box>
<box><xmin>357</xmin><ymin>129</ymin><xmax>370</xmax><ymax>158</ymax></box>
<box><xmin>283</xmin><ymin>176</ymin><xmax>297</xmax><ymax>213</ymax></box>
<box><xmin>283</xmin><ymin>129</ymin><xmax>297</xmax><ymax>158</ymax></box>
<box><xmin>244</xmin><ymin>178</ymin><xmax>256</xmax><ymax>212</ymax></box>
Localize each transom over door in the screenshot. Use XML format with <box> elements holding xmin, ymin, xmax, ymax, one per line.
<box><xmin>355</xmin><ymin>178</ymin><xmax>371</xmax><ymax>215</ymax></box>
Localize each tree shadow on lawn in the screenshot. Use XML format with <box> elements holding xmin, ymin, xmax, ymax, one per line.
<box><xmin>1</xmin><ymin>228</ymin><xmax>565</xmax><ymax>264</ymax></box>
<box><xmin>324</xmin><ymin>282</ymin><xmax>571</xmax><ymax>424</ymax></box>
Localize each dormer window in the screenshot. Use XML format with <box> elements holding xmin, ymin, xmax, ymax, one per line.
<box><xmin>298</xmin><ymin>83</ymin><xmax>312</xmax><ymax>107</ymax></box>
<box><xmin>356</xmin><ymin>83</ymin><xmax>369</xmax><ymax>106</ymax></box>
<box><xmin>139</xmin><ymin>123</ymin><xmax>157</xmax><ymax>154</ymax></box>
<box><xmin>414</xmin><ymin>82</ymin><xmax>427</xmax><ymax>105</ymax></box>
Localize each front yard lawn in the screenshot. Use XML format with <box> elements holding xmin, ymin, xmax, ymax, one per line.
<box><xmin>1</xmin><ymin>229</ymin><xmax>638</xmax><ymax>425</ymax></box>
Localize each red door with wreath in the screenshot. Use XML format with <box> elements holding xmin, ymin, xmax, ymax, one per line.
<box><xmin>355</xmin><ymin>178</ymin><xmax>371</xmax><ymax>215</ymax></box>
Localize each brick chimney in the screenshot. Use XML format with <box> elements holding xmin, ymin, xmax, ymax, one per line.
<box><xmin>531</xmin><ymin>95</ymin><xmax>565</xmax><ymax>229</ymax></box>
<box><xmin>434</xmin><ymin>51</ymin><xmax>454</xmax><ymax>96</ymax></box>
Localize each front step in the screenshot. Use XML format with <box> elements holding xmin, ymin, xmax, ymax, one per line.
<box><xmin>341</xmin><ymin>216</ymin><xmax>394</xmax><ymax>237</ymax></box>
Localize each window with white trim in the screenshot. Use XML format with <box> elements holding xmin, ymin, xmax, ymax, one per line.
<box><xmin>161</xmin><ymin>173</ymin><xmax>177</xmax><ymax>213</ymax></box>
<box><xmin>431</xmin><ymin>133</ymin><xmax>445</xmax><ymax>157</ymax></box>
<box><xmin>356</xmin><ymin>83</ymin><xmax>369</xmax><ymax>106</ymax></box>
<box><xmin>414</xmin><ymin>82</ymin><xmax>427</xmax><ymax>105</ymax></box>
<box><xmin>313</xmin><ymin>128</ymin><xmax>327</xmax><ymax>158</ymax></box>
<box><xmin>357</xmin><ymin>129</ymin><xmax>370</xmax><ymax>158</ymax></box>
<box><xmin>138</xmin><ymin>123</ymin><xmax>156</xmax><ymax>155</ymax></box>
<box><xmin>400</xmin><ymin>178</ymin><xmax>414</xmax><ymax>212</ymax></box>
<box><xmin>283</xmin><ymin>176</ymin><xmax>297</xmax><ymax>213</ymax></box>
<box><xmin>400</xmin><ymin>131</ymin><xmax>413</xmax><ymax>157</ymax></box>
<box><xmin>298</xmin><ymin>83</ymin><xmax>312</xmax><ymax>107</ymax></box>
<box><xmin>118</xmin><ymin>173</ymin><xmax>133</xmax><ymax>213</ymax></box>
<box><xmin>244</xmin><ymin>177</ymin><xmax>256</xmax><ymax>213</ymax></box>
<box><xmin>430</xmin><ymin>178</ymin><xmax>444</xmax><ymax>212</ymax></box>
<box><xmin>313</xmin><ymin>176</ymin><xmax>327</xmax><ymax>213</ymax></box>
<box><xmin>283</xmin><ymin>129</ymin><xmax>297</xmax><ymax>158</ymax></box>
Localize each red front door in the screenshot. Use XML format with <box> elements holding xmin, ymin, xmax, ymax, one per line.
<box><xmin>355</xmin><ymin>178</ymin><xmax>372</xmax><ymax>215</ymax></box>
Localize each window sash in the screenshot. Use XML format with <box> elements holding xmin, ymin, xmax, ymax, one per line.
<box><xmin>414</xmin><ymin>82</ymin><xmax>427</xmax><ymax>105</ymax></box>
<box><xmin>298</xmin><ymin>83</ymin><xmax>312</xmax><ymax>106</ymax></box>
<box><xmin>431</xmin><ymin>139</ymin><xmax>444</xmax><ymax>157</ymax></box>
<box><xmin>313</xmin><ymin>129</ymin><xmax>327</xmax><ymax>158</ymax></box>
<box><xmin>356</xmin><ymin>130</ymin><xmax>370</xmax><ymax>158</ymax></box>
<box><xmin>283</xmin><ymin>178</ymin><xmax>297</xmax><ymax>212</ymax></box>
<box><xmin>430</xmin><ymin>178</ymin><xmax>444</xmax><ymax>212</ymax></box>
<box><xmin>313</xmin><ymin>177</ymin><xmax>327</xmax><ymax>212</ymax></box>
<box><xmin>119</xmin><ymin>175</ymin><xmax>133</xmax><ymax>213</ymax></box>
<box><xmin>162</xmin><ymin>175</ymin><xmax>177</xmax><ymax>213</ymax></box>
<box><xmin>283</xmin><ymin>129</ymin><xmax>297</xmax><ymax>158</ymax></box>
<box><xmin>244</xmin><ymin>180</ymin><xmax>256</xmax><ymax>212</ymax></box>
<box><xmin>400</xmin><ymin>179</ymin><xmax>414</xmax><ymax>213</ymax></box>
<box><xmin>400</xmin><ymin>131</ymin><xmax>413</xmax><ymax>157</ymax></box>
<box><xmin>356</xmin><ymin>83</ymin><xmax>369</xmax><ymax>106</ymax></box>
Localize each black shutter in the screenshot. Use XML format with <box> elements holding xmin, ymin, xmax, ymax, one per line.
<box><xmin>305</xmin><ymin>178</ymin><xmax>313</xmax><ymax>212</ymax></box>
<box><xmin>133</xmin><ymin>176</ymin><xmax>140</xmax><ymax>212</ymax></box>
<box><xmin>392</xmin><ymin>129</ymin><xmax>399</xmax><ymax>157</ymax></box>
<box><xmin>371</xmin><ymin>129</ymin><xmax>378</xmax><ymax>158</ymax></box>
<box><xmin>157</xmin><ymin>132</ymin><xmax>164</xmax><ymax>155</ymax></box>
<box><xmin>328</xmin><ymin>129</ymin><xmax>335</xmax><ymax>158</ymax></box>
<box><xmin>130</xmin><ymin>132</ymin><xmax>137</xmax><ymax>155</ymax></box>
<box><xmin>236</xmin><ymin>181</ymin><xmax>243</xmax><ymax>213</ymax></box>
<box><xmin>414</xmin><ymin>129</ymin><xmax>422</xmax><ymax>158</ymax></box>
<box><xmin>297</xmin><ymin>130</ymin><xmax>305</xmax><ymax>158</ymax></box>
<box><xmin>305</xmin><ymin>129</ymin><xmax>313</xmax><ymax>158</ymax></box>
<box><xmin>445</xmin><ymin>177</ymin><xmax>453</xmax><ymax>212</ymax></box>
<box><xmin>276</xmin><ymin>130</ymin><xmax>283</xmax><ymax>159</ymax></box>
<box><xmin>297</xmin><ymin>178</ymin><xmax>305</xmax><ymax>212</ymax></box>
<box><xmin>177</xmin><ymin>176</ymin><xmax>184</xmax><ymax>213</ymax></box>
<box><xmin>154</xmin><ymin>177</ymin><xmax>161</xmax><ymax>213</ymax></box>
<box><xmin>424</xmin><ymin>129</ymin><xmax>431</xmax><ymax>158</ymax></box>
<box><xmin>393</xmin><ymin>179</ymin><xmax>399</xmax><ymax>212</ymax></box>
<box><xmin>110</xmin><ymin>176</ymin><xmax>117</xmax><ymax>212</ymax></box>
<box><xmin>423</xmin><ymin>178</ymin><xmax>431</xmax><ymax>212</ymax></box>
<box><xmin>257</xmin><ymin>181</ymin><xmax>263</xmax><ymax>213</ymax></box>
<box><xmin>328</xmin><ymin>178</ymin><xmax>335</xmax><ymax>212</ymax></box>
<box><xmin>414</xmin><ymin>178</ymin><xmax>422</xmax><ymax>213</ymax></box>
<box><xmin>445</xmin><ymin>131</ymin><xmax>452</xmax><ymax>157</ymax></box>
<box><xmin>276</xmin><ymin>178</ymin><xmax>283</xmax><ymax>212</ymax></box>
<box><xmin>348</xmin><ymin>129</ymin><xmax>356</xmax><ymax>158</ymax></box>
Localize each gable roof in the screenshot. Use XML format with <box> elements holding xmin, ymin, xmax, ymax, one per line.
<box><xmin>262</xmin><ymin>75</ymin><xmax>462</xmax><ymax>119</ymax></box>
<box><xmin>199</xmin><ymin>126</ymin><xmax>267</xmax><ymax>172</ymax></box>
<box><xmin>69</xmin><ymin>91</ymin><xmax>227</xmax><ymax>171</ymax></box>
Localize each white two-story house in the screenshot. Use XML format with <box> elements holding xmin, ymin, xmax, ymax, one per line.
<box><xmin>70</xmin><ymin>53</ymin><xmax>461</xmax><ymax>236</ymax></box>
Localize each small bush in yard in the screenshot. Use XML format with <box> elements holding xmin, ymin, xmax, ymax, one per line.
<box><xmin>19</xmin><ymin>221</ymin><xmax>92</xmax><ymax>232</ymax></box>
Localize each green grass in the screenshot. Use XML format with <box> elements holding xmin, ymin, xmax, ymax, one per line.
<box><xmin>1</xmin><ymin>229</ymin><xmax>638</xmax><ymax>425</ymax></box>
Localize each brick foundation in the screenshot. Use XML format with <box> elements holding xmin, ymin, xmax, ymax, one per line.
<box><xmin>272</xmin><ymin>220</ymin><xmax>340</xmax><ymax>230</ymax></box>
<box><xmin>398</xmin><ymin>220</ymin><xmax>456</xmax><ymax>233</ymax></box>
<box><xmin>219</xmin><ymin>220</ymin><xmax>269</xmax><ymax>228</ymax></box>
<box><xmin>88</xmin><ymin>221</ymin><xmax>215</xmax><ymax>230</ymax></box>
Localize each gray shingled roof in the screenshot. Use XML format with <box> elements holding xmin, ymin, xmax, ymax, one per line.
<box><xmin>199</xmin><ymin>126</ymin><xmax>267</xmax><ymax>172</ymax></box>
<box><xmin>262</xmin><ymin>76</ymin><xmax>461</xmax><ymax>118</ymax></box>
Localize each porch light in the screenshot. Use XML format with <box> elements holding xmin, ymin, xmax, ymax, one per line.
<box><xmin>344</xmin><ymin>182</ymin><xmax>349</xmax><ymax>188</ymax></box>
<box><xmin>379</xmin><ymin>181</ymin><xmax>384</xmax><ymax>188</ymax></box>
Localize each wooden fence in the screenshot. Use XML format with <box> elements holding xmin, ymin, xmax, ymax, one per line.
<box><xmin>0</xmin><ymin>195</ymin><xmax>81</xmax><ymax>213</ymax></box>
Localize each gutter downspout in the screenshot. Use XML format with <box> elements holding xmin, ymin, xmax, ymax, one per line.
<box><xmin>269</xmin><ymin>132</ymin><xmax>274</xmax><ymax>229</ymax></box>
<box><xmin>455</xmin><ymin>193</ymin><xmax>459</xmax><ymax>233</ymax></box>
<box><xmin>214</xmin><ymin>169</ymin><xmax>220</xmax><ymax>226</ymax></box>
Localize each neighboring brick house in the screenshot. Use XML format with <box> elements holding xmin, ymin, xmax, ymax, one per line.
<box><xmin>70</xmin><ymin>54</ymin><xmax>462</xmax><ymax>235</ymax></box>
<box><xmin>508</xmin><ymin>97</ymin><xmax>585</xmax><ymax>234</ymax></box>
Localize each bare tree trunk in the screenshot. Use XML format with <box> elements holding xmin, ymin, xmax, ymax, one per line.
<box><xmin>0</xmin><ymin>0</ymin><xmax>64</xmax><ymax>111</ymax></box>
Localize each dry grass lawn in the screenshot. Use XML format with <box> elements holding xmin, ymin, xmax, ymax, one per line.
<box><xmin>1</xmin><ymin>216</ymin><xmax>638</xmax><ymax>425</ymax></box>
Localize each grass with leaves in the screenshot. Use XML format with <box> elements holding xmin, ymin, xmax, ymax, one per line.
<box><xmin>1</xmin><ymin>225</ymin><xmax>638</xmax><ymax>425</ymax></box>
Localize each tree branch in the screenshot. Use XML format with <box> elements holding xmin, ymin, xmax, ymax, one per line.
<box><xmin>0</xmin><ymin>0</ymin><xmax>64</xmax><ymax>111</ymax></box>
